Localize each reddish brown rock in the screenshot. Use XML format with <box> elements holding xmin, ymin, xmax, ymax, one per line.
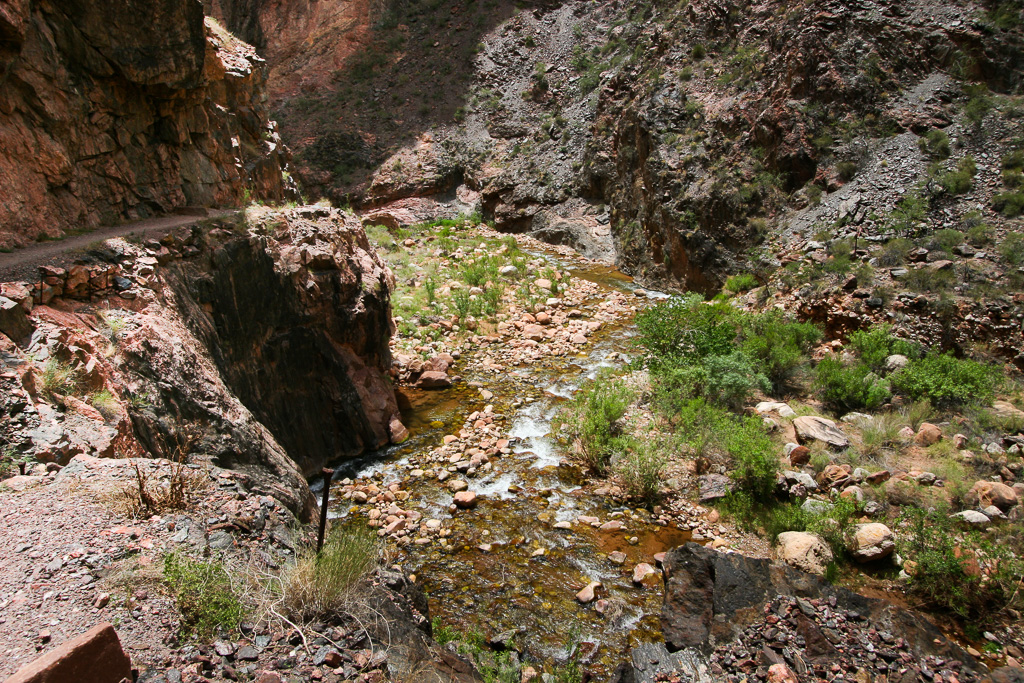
<box><xmin>914</xmin><ymin>423</ymin><xmax>942</xmax><ymax>447</ymax></box>
<box><xmin>966</xmin><ymin>481</ymin><xmax>1019</xmax><ymax>511</ymax></box>
<box><xmin>453</xmin><ymin>491</ymin><xmax>478</xmax><ymax>508</ymax></box>
<box><xmin>5</xmin><ymin>622</ymin><xmax>131</xmax><ymax>683</ymax></box>
<box><xmin>416</xmin><ymin>371</ymin><xmax>452</xmax><ymax>389</ymax></box>
<box><xmin>788</xmin><ymin>445</ymin><xmax>810</xmax><ymax>467</ymax></box>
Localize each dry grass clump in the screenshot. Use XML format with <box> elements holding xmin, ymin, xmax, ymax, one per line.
<box><xmin>279</xmin><ymin>523</ymin><xmax>380</xmax><ymax>622</ymax></box>
<box><xmin>103</xmin><ymin>459</ymin><xmax>211</xmax><ymax>518</ymax></box>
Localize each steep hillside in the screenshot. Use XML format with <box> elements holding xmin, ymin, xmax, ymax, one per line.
<box><xmin>0</xmin><ymin>0</ymin><xmax>298</xmax><ymax>249</ymax></box>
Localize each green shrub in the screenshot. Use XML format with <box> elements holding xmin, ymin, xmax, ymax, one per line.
<box><xmin>836</xmin><ymin>161</ymin><xmax>858</xmax><ymax>181</ymax></box>
<box><xmin>163</xmin><ymin>553</ymin><xmax>244</xmax><ymax>638</ymax></box>
<box><xmin>998</xmin><ymin>232</ymin><xmax>1024</xmax><ymax>265</ymax></box>
<box><xmin>724</xmin><ymin>272</ymin><xmax>757</xmax><ymax>294</ymax></box>
<box><xmin>281</xmin><ymin>522</ymin><xmax>379</xmax><ymax>621</ymax></box>
<box><xmin>878</xmin><ymin>237</ymin><xmax>914</xmax><ymax>266</ymax></box>
<box><xmin>636</xmin><ymin>294</ymin><xmax>736</xmax><ymax>369</ymax></box>
<box><xmin>901</xmin><ymin>266</ymin><xmax>956</xmax><ymax>293</ymax></box>
<box><xmin>993</xmin><ymin>191</ymin><xmax>1024</xmax><ymax>217</ymax></box>
<box><xmin>892</xmin><ymin>352</ymin><xmax>1000</xmax><ymax>407</ymax></box>
<box><xmin>555</xmin><ymin>372</ymin><xmax>632</xmax><ymax>475</ymax></box>
<box><xmin>938</xmin><ymin>156</ymin><xmax>976</xmax><ymax>195</ymax></box>
<box><xmin>967</xmin><ymin>222</ymin><xmax>995</xmax><ymax>246</ymax></box>
<box><xmin>815</xmin><ymin>356</ymin><xmax>890</xmax><ymax>413</ymax></box>
<box><xmin>847</xmin><ymin>324</ymin><xmax>920</xmax><ymax>373</ymax></box>
<box><xmin>89</xmin><ymin>390</ymin><xmax>119</xmax><ymax>421</ymax></box>
<box><xmin>691</xmin><ymin>43</ymin><xmax>706</xmax><ymax>59</ymax></box>
<box><xmin>928</xmin><ymin>228</ymin><xmax>964</xmax><ymax>253</ymax></box>
<box><xmin>676</xmin><ymin>399</ymin><xmax>779</xmax><ymax>500</ymax></box>
<box><xmin>616</xmin><ymin>439</ymin><xmax>668</xmax><ymax>505</ymax></box>
<box><xmin>918</xmin><ymin>129</ymin><xmax>951</xmax><ymax>159</ymax></box>
<box><xmin>897</xmin><ymin>507</ymin><xmax>1024</xmax><ymax>620</ymax></box>
<box><xmin>737</xmin><ymin>310</ymin><xmax>822</xmax><ymax>392</ymax></box>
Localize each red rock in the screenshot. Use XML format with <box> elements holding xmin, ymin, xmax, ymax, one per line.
<box><xmin>453</xmin><ymin>491</ymin><xmax>477</xmax><ymax>508</ymax></box>
<box><xmin>788</xmin><ymin>445</ymin><xmax>810</xmax><ymax>467</ymax></box>
<box><xmin>6</xmin><ymin>622</ymin><xmax>131</xmax><ymax>683</ymax></box>
<box><xmin>914</xmin><ymin>423</ymin><xmax>942</xmax><ymax>446</ymax></box>
<box><xmin>966</xmin><ymin>481</ymin><xmax>1018</xmax><ymax>511</ymax></box>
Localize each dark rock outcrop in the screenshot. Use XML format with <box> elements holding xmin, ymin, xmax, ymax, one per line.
<box><xmin>0</xmin><ymin>0</ymin><xmax>298</xmax><ymax>248</ymax></box>
<box><xmin>659</xmin><ymin>543</ymin><xmax>983</xmax><ymax>668</ymax></box>
<box><xmin>158</xmin><ymin>206</ymin><xmax>403</xmax><ymax>478</ymax></box>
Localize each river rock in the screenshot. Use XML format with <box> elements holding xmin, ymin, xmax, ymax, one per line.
<box><xmin>576</xmin><ymin>581</ymin><xmax>602</xmax><ymax>603</ymax></box>
<box><xmin>453</xmin><ymin>491</ymin><xmax>477</xmax><ymax>508</ymax></box>
<box><xmin>524</xmin><ymin>324</ymin><xmax>545</xmax><ymax>342</ymax></box>
<box><xmin>632</xmin><ymin>563</ymin><xmax>660</xmax><ymax>586</ymax></box>
<box><xmin>884</xmin><ymin>354</ymin><xmax>909</xmax><ymax>372</ymax></box>
<box><xmin>848</xmin><ymin>523</ymin><xmax>894</xmax><ymax>563</ymax></box>
<box><xmin>793</xmin><ymin>416</ymin><xmax>849</xmax><ymax>449</ymax></box>
<box><xmin>775</xmin><ymin>531</ymin><xmax>833</xmax><ymax>575</ymax></box>
<box><xmin>965</xmin><ymin>480</ymin><xmax>1018</xmax><ymax>511</ymax></box>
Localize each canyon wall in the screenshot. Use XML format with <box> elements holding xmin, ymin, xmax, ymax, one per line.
<box><xmin>0</xmin><ymin>208</ymin><xmax>403</xmax><ymax>518</ymax></box>
<box><xmin>0</xmin><ymin>0</ymin><xmax>298</xmax><ymax>249</ymax></box>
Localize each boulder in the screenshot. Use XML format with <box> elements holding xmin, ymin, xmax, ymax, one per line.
<box><xmin>416</xmin><ymin>371</ymin><xmax>452</xmax><ymax>389</ymax></box>
<box><xmin>848</xmin><ymin>523</ymin><xmax>894</xmax><ymax>563</ymax></box>
<box><xmin>782</xmin><ymin>470</ymin><xmax>818</xmax><ymax>491</ymax></box>
<box><xmin>966</xmin><ymin>481</ymin><xmax>1018</xmax><ymax>511</ymax></box>
<box><xmin>788</xmin><ymin>445</ymin><xmax>810</xmax><ymax>467</ymax></box>
<box><xmin>755</xmin><ymin>401</ymin><xmax>796</xmax><ymax>417</ymax></box>
<box><xmin>993</xmin><ymin>401</ymin><xmax>1024</xmax><ymax>422</ymax></box>
<box><xmin>951</xmin><ymin>510</ymin><xmax>990</xmax><ymax>526</ymax></box>
<box><xmin>884</xmin><ymin>354</ymin><xmax>909</xmax><ymax>373</ymax></box>
<box><xmin>5</xmin><ymin>622</ymin><xmax>131</xmax><ymax>683</ymax></box>
<box><xmin>523</xmin><ymin>324</ymin><xmax>545</xmax><ymax>342</ymax></box>
<box><xmin>793</xmin><ymin>416</ymin><xmax>849</xmax><ymax>449</ymax></box>
<box><xmin>698</xmin><ymin>474</ymin><xmax>733</xmax><ymax>503</ymax></box>
<box><xmin>775</xmin><ymin>531</ymin><xmax>833</xmax><ymax>575</ymax></box>
<box><xmin>914</xmin><ymin>423</ymin><xmax>942</xmax><ymax>446</ymax></box>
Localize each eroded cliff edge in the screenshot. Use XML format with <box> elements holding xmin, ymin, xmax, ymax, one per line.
<box><xmin>0</xmin><ymin>207</ymin><xmax>404</xmax><ymax>519</ymax></box>
<box><xmin>0</xmin><ymin>0</ymin><xmax>298</xmax><ymax>249</ymax></box>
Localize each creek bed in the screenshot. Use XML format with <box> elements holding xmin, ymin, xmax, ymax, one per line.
<box><xmin>326</xmin><ymin>251</ymin><xmax>687</xmax><ymax>673</ymax></box>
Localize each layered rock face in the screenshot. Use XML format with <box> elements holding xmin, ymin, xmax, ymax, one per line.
<box><xmin>0</xmin><ymin>208</ymin><xmax>403</xmax><ymax>518</ymax></box>
<box><xmin>0</xmin><ymin>0</ymin><xmax>298</xmax><ymax>249</ymax></box>
<box><xmin>163</xmin><ymin>206</ymin><xmax>403</xmax><ymax>477</ymax></box>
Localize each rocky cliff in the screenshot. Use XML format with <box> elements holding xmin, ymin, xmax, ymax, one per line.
<box><xmin>0</xmin><ymin>0</ymin><xmax>298</xmax><ymax>249</ymax></box>
<box><xmin>0</xmin><ymin>207</ymin><xmax>404</xmax><ymax>518</ymax></box>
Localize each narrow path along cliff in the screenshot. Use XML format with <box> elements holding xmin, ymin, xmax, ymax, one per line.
<box><xmin>0</xmin><ymin>211</ymin><xmax>236</xmax><ymax>283</ymax></box>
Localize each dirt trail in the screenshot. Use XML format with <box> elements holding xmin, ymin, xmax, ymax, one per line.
<box><xmin>0</xmin><ymin>210</ymin><xmax>236</xmax><ymax>283</ymax></box>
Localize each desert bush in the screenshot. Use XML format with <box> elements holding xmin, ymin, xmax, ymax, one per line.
<box><xmin>280</xmin><ymin>523</ymin><xmax>379</xmax><ymax>622</ymax></box>
<box><xmin>897</xmin><ymin>507</ymin><xmax>1024</xmax><ymax>621</ymax></box>
<box><xmin>724</xmin><ymin>272</ymin><xmax>757</xmax><ymax>294</ymax></box>
<box><xmin>89</xmin><ymin>390</ymin><xmax>119</xmax><ymax>421</ymax></box>
<box><xmin>938</xmin><ymin>156</ymin><xmax>976</xmax><ymax>195</ymax></box>
<box><xmin>815</xmin><ymin>356</ymin><xmax>890</xmax><ymax>413</ymax></box>
<box><xmin>993</xmin><ymin>191</ymin><xmax>1024</xmax><ymax>217</ymax></box>
<box><xmin>998</xmin><ymin>232</ymin><xmax>1024</xmax><ymax>265</ymax></box>
<box><xmin>918</xmin><ymin>129</ymin><xmax>951</xmax><ymax>159</ymax></box>
<box><xmin>927</xmin><ymin>228</ymin><xmax>964</xmax><ymax>253</ymax></box>
<box><xmin>847</xmin><ymin>324</ymin><xmax>920</xmax><ymax>374</ymax></box>
<box><xmin>856</xmin><ymin>412</ymin><xmax>904</xmax><ymax>461</ymax></box>
<box><xmin>555</xmin><ymin>371</ymin><xmax>633</xmax><ymax>475</ymax></box>
<box><xmin>892</xmin><ymin>352</ymin><xmax>1000</xmax><ymax>407</ymax></box>
<box><xmin>737</xmin><ymin>310</ymin><xmax>822</xmax><ymax>393</ymax></box>
<box><xmin>164</xmin><ymin>553</ymin><xmax>245</xmax><ymax>638</ymax></box>
<box><xmin>616</xmin><ymin>439</ymin><xmax>668</xmax><ymax>505</ymax></box>
<box><xmin>878</xmin><ymin>237</ymin><xmax>914</xmax><ymax>266</ymax></box>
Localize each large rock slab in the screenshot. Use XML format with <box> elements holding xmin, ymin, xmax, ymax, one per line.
<box><xmin>5</xmin><ymin>622</ymin><xmax>131</xmax><ymax>683</ymax></box>
<box><xmin>793</xmin><ymin>415</ymin><xmax>849</xmax><ymax>449</ymax></box>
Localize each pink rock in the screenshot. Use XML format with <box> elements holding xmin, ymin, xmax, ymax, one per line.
<box><xmin>632</xmin><ymin>563</ymin><xmax>659</xmax><ymax>585</ymax></box>
<box><xmin>5</xmin><ymin>622</ymin><xmax>131</xmax><ymax>683</ymax></box>
<box><xmin>575</xmin><ymin>581</ymin><xmax>602</xmax><ymax>603</ymax></box>
<box><xmin>599</xmin><ymin>520</ymin><xmax>624</xmax><ymax>531</ymax></box>
<box><xmin>453</xmin><ymin>491</ymin><xmax>478</xmax><ymax>508</ymax></box>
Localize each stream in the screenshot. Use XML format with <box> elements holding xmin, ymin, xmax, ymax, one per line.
<box><xmin>324</xmin><ymin>250</ymin><xmax>687</xmax><ymax>672</ymax></box>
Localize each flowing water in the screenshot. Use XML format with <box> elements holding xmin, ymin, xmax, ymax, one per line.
<box><xmin>325</xmin><ymin>253</ymin><xmax>686</xmax><ymax>672</ymax></box>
